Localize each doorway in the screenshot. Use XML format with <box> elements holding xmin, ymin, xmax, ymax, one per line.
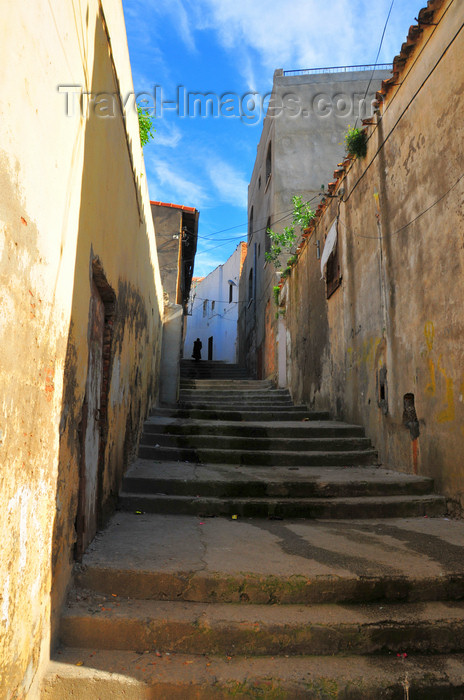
<box><xmin>208</xmin><ymin>336</ymin><xmax>213</xmax><ymax>360</ymax></box>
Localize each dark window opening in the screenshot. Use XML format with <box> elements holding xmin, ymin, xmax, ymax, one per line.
<box><xmin>403</xmin><ymin>392</ymin><xmax>420</xmax><ymax>439</ymax></box>
<box><xmin>229</xmin><ymin>284</ymin><xmax>233</xmax><ymax>303</ymax></box>
<box><xmin>249</xmin><ymin>206</ymin><xmax>254</xmax><ymax>242</ymax></box>
<box><xmin>377</xmin><ymin>365</ymin><xmax>388</xmax><ymax>415</ymax></box>
<box><xmin>326</xmin><ymin>244</ymin><xmax>341</xmax><ymax>298</ymax></box>
<box><xmin>265</xmin><ymin>142</ymin><xmax>272</xmax><ymax>184</ymax></box>
<box><xmin>258</xmin><ymin>175</ymin><xmax>262</xmax><ymax>189</ymax></box>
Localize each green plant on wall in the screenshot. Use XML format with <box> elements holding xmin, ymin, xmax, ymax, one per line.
<box><xmin>273</xmin><ymin>285</ymin><xmax>281</xmax><ymax>306</ymax></box>
<box><xmin>265</xmin><ymin>195</ymin><xmax>315</xmax><ymax>268</ymax></box>
<box><xmin>137</xmin><ymin>104</ymin><xmax>156</xmax><ymax>148</ymax></box>
<box><xmin>344</xmin><ymin>125</ymin><xmax>367</xmax><ymax>158</ymax></box>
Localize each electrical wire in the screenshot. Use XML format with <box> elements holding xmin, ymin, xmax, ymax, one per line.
<box><xmin>354</xmin><ymin>0</ymin><xmax>395</xmax><ymax>129</ymax></box>
<box><xmin>345</xmin><ymin>12</ymin><xmax>463</xmax><ymax>203</ymax></box>
<box><xmin>338</xmin><ymin>171</ymin><xmax>464</xmax><ymax>240</ymax></box>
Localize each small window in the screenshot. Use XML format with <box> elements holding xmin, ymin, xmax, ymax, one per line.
<box><xmin>229</xmin><ymin>284</ymin><xmax>233</xmax><ymax>303</ymax></box>
<box><xmin>249</xmin><ymin>206</ymin><xmax>254</xmax><ymax>241</ymax></box>
<box><xmin>258</xmin><ymin>175</ymin><xmax>262</xmax><ymax>189</ymax></box>
<box><xmin>265</xmin><ymin>142</ymin><xmax>272</xmax><ymax>184</ymax></box>
<box><xmin>258</xmin><ymin>243</ymin><xmax>261</xmax><ymax>257</ymax></box>
<box><xmin>203</xmin><ymin>300</ymin><xmax>208</xmax><ymax>317</ymax></box>
<box><xmin>326</xmin><ymin>244</ymin><xmax>341</xmax><ymax>298</ymax></box>
<box><xmin>211</xmin><ymin>300</ymin><xmax>215</xmax><ymax>313</ymax></box>
<box><xmin>248</xmin><ymin>268</ymin><xmax>253</xmax><ymax>301</ymax></box>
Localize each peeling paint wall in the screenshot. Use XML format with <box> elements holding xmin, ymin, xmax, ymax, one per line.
<box><xmin>284</xmin><ymin>0</ymin><xmax>464</xmax><ymax>510</ymax></box>
<box><xmin>0</xmin><ymin>2</ymin><xmax>163</xmax><ymax>696</ymax></box>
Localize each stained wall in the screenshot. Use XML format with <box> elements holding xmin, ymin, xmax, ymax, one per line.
<box><xmin>284</xmin><ymin>0</ymin><xmax>464</xmax><ymax>509</ymax></box>
<box><xmin>0</xmin><ymin>2</ymin><xmax>163</xmax><ymax>696</ymax></box>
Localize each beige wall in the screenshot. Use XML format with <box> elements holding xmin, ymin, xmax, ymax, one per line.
<box><xmin>0</xmin><ymin>1</ymin><xmax>163</xmax><ymax>696</ymax></box>
<box><xmin>283</xmin><ymin>0</ymin><xmax>464</xmax><ymax>509</ymax></box>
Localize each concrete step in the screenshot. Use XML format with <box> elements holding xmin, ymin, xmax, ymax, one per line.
<box><xmin>60</xmin><ymin>595</ymin><xmax>464</xmax><ymax>656</ymax></box>
<box><xmin>178</xmin><ymin>400</ymin><xmax>298</xmax><ymax>409</ymax></box>
<box><xmin>140</xmin><ymin>434</ymin><xmax>372</xmax><ymax>452</ymax></box>
<box><xmin>137</xmin><ymin>443</ymin><xmax>378</xmax><ymax>466</ymax></box>
<box><xmin>178</xmin><ymin>391</ymin><xmax>293</xmax><ymax>402</ymax></box>
<box><xmin>122</xmin><ymin>462</ymin><xmax>435</xmax><ymax>499</ymax></box>
<box><xmin>42</xmin><ymin>648</ymin><xmax>464</xmax><ymax>699</ymax></box>
<box><xmin>151</xmin><ymin>407</ymin><xmax>332</xmax><ymax>421</ymax></box>
<box><xmin>74</xmin><ymin>513</ymin><xmax>464</xmax><ymax>604</ymax></box>
<box><xmin>180</xmin><ymin>379</ymin><xmax>274</xmax><ymax>389</ymax></box>
<box><xmin>119</xmin><ymin>492</ymin><xmax>446</xmax><ymax>519</ymax></box>
<box><xmin>143</xmin><ymin>418</ymin><xmax>365</xmax><ymax>439</ymax></box>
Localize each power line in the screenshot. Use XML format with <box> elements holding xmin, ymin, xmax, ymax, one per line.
<box><xmin>338</xmin><ymin>171</ymin><xmax>464</xmax><ymax>240</ymax></box>
<box><xmin>355</xmin><ymin>0</ymin><xmax>395</xmax><ymax>129</ymax></box>
<box><xmin>346</xmin><ymin>12</ymin><xmax>463</xmax><ymax>203</ymax></box>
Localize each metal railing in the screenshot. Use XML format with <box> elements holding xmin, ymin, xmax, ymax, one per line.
<box><xmin>283</xmin><ymin>63</ymin><xmax>392</xmax><ymax>76</ymax></box>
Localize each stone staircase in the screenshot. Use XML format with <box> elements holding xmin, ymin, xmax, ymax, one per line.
<box><xmin>42</xmin><ymin>361</ymin><xmax>464</xmax><ymax>698</ymax></box>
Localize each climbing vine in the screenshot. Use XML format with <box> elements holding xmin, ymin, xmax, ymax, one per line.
<box><xmin>265</xmin><ymin>195</ymin><xmax>315</xmax><ymax>268</ymax></box>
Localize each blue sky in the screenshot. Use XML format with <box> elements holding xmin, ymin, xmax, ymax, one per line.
<box><xmin>122</xmin><ymin>0</ymin><xmax>427</xmax><ymax>277</ymax></box>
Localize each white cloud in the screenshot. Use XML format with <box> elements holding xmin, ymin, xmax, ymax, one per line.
<box><xmin>153</xmin><ymin>123</ymin><xmax>183</xmax><ymax>148</ymax></box>
<box><xmin>140</xmin><ymin>0</ymin><xmax>197</xmax><ymax>53</ymax></box>
<box><xmin>188</xmin><ymin>0</ymin><xmax>424</xmax><ymax>82</ymax></box>
<box><xmin>206</xmin><ymin>159</ymin><xmax>248</xmax><ymax>209</ymax></box>
<box><xmin>193</xmin><ymin>251</ymin><xmax>227</xmax><ymax>277</ymax></box>
<box><xmin>148</xmin><ymin>158</ymin><xmax>209</xmax><ymax>207</ymax></box>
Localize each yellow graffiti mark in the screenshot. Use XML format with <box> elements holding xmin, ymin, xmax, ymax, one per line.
<box><xmin>424</xmin><ymin>321</ymin><xmax>435</xmax><ymax>351</ymax></box>
<box><xmin>425</xmin><ymin>358</ymin><xmax>436</xmax><ymax>396</ymax></box>
<box><xmin>436</xmin><ymin>355</ymin><xmax>455</xmax><ymax>423</ymax></box>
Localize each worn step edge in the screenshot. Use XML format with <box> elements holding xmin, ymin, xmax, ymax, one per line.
<box><xmin>137</xmin><ymin>445</ymin><xmax>378</xmax><ymax>466</ymax></box>
<box><xmin>60</xmin><ymin>598</ymin><xmax>464</xmax><ymax>655</ymax></box>
<box><xmin>121</xmin><ymin>473</ymin><xmax>434</xmax><ymax>498</ymax></box>
<box><xmin>139</xmin><ymin>436</ymin><xmax>372</xmax><ymax>452</ymax></box>
<box><xmin>41</xmin><ymin>649</ymin><xmax>464</xmax><ymax>700</ymax></box>
<box><xmin>151</xmin><ymin>409</ymin><xmax>329</xmax><ymax>420</ymax></box>
<box><xmin>74</xmin><ymin>565</ymin><xmax>464</xmax><ymax>605</ymax></box>
<box><xmin>143</xmin><ymin>421</ymin><xmax>364</xmax><ymax>437</ymax></box>
<box><xmin>118</xmin><ymin>493</ymin><xmax>446</xmax><ymax>519</ymax></box>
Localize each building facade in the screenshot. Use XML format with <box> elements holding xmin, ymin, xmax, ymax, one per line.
<box><xmin>280</xmin><ymin>0</ymin><xmax>464</xmax><ymax>510</ymax></box>
<box><xmin>185</xmin><ymin>242</ymin><xmax>247</xmax><ymax>363</ymax></box>
<box><xmin>238</xmin><ymin>65</ymin><xmax>390</xmax><ymax>378</ymax></box>
<box><xmin>150</xmin><ymin>201</ymin><xmax>199</xmax><ymax>310</ymax></box>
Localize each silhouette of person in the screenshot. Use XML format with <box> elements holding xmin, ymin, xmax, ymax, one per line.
<box><xmin>192</xmin><ymin>337</ymin><xmax>202</xmax><ymax>361</ymax></box>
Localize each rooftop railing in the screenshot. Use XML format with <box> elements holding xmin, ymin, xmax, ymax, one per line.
<box><xmin>283</xmin><ymin>63</ymin><xmax>392</xmax><ymax>76</ymax></box>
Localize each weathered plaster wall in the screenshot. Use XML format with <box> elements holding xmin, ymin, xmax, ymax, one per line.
<box><xmin>239</xmin><ymin>68</ymin><xmax>388</xmax><ymax>379</ymax></box>
<box><xmin>0</xmin><ymin>2</ymin><xmax>163</xmax><ymax>697</ymax></box>
<box><xmin>284</xmin><ymin>0</ymin><xmax>464</xmax><ymax>509</ymax></box>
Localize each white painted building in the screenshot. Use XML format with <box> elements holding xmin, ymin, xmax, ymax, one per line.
<box><xmin>184</xmin><ymin>243</ymin><xmax>247</xmax><ymax>363</ymax></box>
